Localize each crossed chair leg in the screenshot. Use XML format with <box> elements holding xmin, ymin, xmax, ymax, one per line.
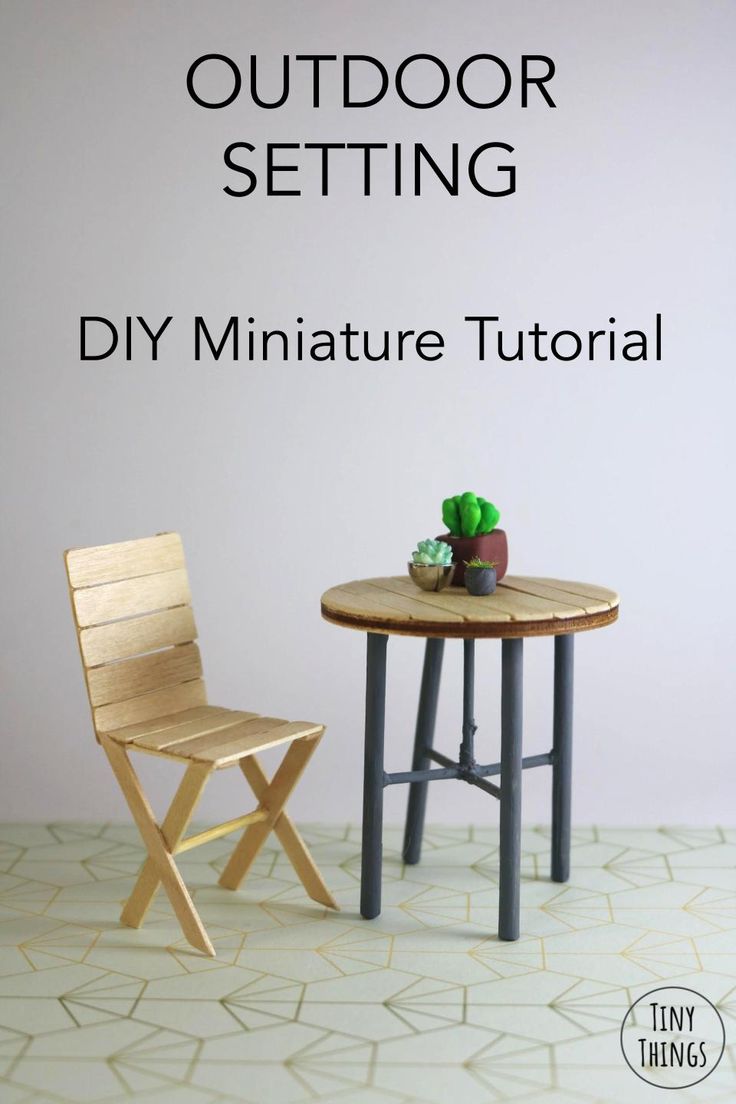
<box><xmin>101</xmin><ymin>732</ymin><xmax>339</xmax><ymax>956</ymax></box>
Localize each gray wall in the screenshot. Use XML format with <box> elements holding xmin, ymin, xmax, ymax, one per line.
<box><xmin>2</xmin><ymin>0</ymin><xmax>734</xmax><ymax>826</ymax></box>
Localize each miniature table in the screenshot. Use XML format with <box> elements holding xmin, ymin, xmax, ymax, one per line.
<box><xmin>321</xmin><ymin>575</ymin><xmax>619</xmax><ymax>940</ymax></box>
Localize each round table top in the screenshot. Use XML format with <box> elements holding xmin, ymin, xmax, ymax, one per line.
<box><xmin>321</xmin><ymin>575</ymin><xmax>619</xmax><ymax>639</ymax></box>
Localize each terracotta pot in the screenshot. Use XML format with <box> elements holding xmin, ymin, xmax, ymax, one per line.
<box><xmin>436</xmin><ymin>529</ymin><xmax>508</xmax><ymax>586</ymax></box>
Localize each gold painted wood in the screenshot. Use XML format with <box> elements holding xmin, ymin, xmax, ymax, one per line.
<box><xmin>65</xmin><ymin>531</ymin><xmax>336</xmax><ymax>956</ymax></box>
<box><xmin>80</xmin><ymin>606</ymin><xmax>197</xmax><ymax>665</ymax></box>
<box><xmin>73</xmin><ymin>568</ymin><xmax>192</xmax><ymax>628</ymax></box>
<box><xmin>321</xmin><ymin>575</ymin><xmax>619</xmax><ymax>639</ymax></box>
<box><xmin>66</xmin><ymin>532</ymin><xmax>185</xmax><ymax>588</ymax></box>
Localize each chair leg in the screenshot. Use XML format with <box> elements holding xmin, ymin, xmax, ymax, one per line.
<box><xmin>218</xmin><ymin>734</ymin><xmax>331</xmax><ymax>900</ymax></box>
<box><xmin>121</xmin><ymin>760</ymin><xmax>212</xmax><ymax>929</ymax></box>
<box><xmin>235</xmin><ymin>753</ymin><xmax>338</xmax><ymax>909</ymax></box>
<box><xmin>101</xmin><ymin>737</ymin><xmax>215</xmax><ymax>957</ymax></box>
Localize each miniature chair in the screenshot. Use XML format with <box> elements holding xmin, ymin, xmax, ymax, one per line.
<box><xmin>65</xmin><ymin>532</ymin><xmax>337</xmax><ymax>956</ymax></box>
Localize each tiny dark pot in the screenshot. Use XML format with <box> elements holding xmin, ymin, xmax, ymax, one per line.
<box><xmin>465</xmin><ymin>566</ymin><xmax>497</xmax><ymax>596</ymax></box>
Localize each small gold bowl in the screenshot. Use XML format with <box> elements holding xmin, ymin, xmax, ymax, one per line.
<box><xmin>408</xmin><ymin>562</ymin><xmax>456</xmax><ymax>592</ymax></box>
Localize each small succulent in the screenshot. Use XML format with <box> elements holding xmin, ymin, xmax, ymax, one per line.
<box><xmin>442</xmin><ymin>492</ymin><xmax>500</xmax><ymax>538</ymax></box>
<box><xmin>465</xmin><ymin>557</ymin><xmax>498</xmax><ymax>569</ymax></box>
<box><xmin>412</xmin><ymin>539</ymin><xmax>453</xmax><ymax>566</ymax></box>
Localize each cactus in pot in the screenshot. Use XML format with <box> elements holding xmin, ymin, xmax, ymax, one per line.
<box><xmin>438</xmin><ymin>491</ymin><xmax>508</xmax><ymax>585</ymax></box>
<box><xmin>442</xmin><ymin>492</ymin><xmax>500</xmax><ymax>538</ymax></box>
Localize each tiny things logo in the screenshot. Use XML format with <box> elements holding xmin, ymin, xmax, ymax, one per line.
<box><xmin>620</xmin><ymin>986</ymin><xmax>726</xmax><ymax>1089</ymax></box>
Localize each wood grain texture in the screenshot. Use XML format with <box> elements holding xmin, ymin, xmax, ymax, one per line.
<box><xmin>73</xmin><ymin>568</ymin><xmax>191</xmax><ymax>628</ymax></box>
<box><xmin>126</xmin><ymin>715</ymin><xmax>323</xmax><ymax>767</ymax></box>
<box><xmin>105</xmin><ymin>705</ymin><xmax>230</xmax><ymax>744</ymax></box>
<box><xmin>128</xmin><ymin>709</ymin><xmax>257</xmax><ymax>752</ymax></box>
<box><xmin>189</xmin><ymin>720</ymin><xmax>324</xmax><ymax>767</ymax></box>
<box><xmin>175</xmin><ymin>810</ymin><xmax>267</xmax><ymax>853</ymax></box>
<box><xmin>218</xmin><ymin>735</ymin><xmax>322</xmax><ymax>891</ymax></box>
<box><xmin>66</xmin><ymin>532</ymin><xmax>185</xmax><ymax>588</ymax></box>
<box><xmin>158</xmin><ymin>716</ymin><xmax>285</xmax><ymax>761</ymax></box>
<box><xmin>237</xmin><ymin>755</ymin><xmax>339</xmax><ymax>909</ymax></box>
<box><xmin>101</xmin><ymin>737</ymin><xmax>215</xmax><ymax>956</ymax></box>
<box><xmin>86</xmin><ymin>643</ymin><xmax>203</xmax><ymax>707</ymax></box>
<box><xmin>321</xmin><ymin>575</ymin><xmax>619</xmax><ymax>639</ymax></box>
<box><xmin>66</xmin><ymin>531</ymin><xmax>336</xmax><ymax>956</ymax></box>
<box><xmin>93</xmin><ymin>678</ymin><xmax>207</xmax><ymax>732</ymax></box>
<box><xmin>80</xmin><ymin>606</ymin><xmax>197</xmax><ymax>665</ymax></box>
<box><xmin>121</xmin><ymin>760</ymin><xmax>212</xmax><ymax>930</ymax></box>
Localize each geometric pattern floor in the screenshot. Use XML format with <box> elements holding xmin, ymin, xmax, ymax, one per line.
<box><xmin>0</xmin><ymin>824</ymin><xmax>734</xmax><ymax>1104</ymax></box>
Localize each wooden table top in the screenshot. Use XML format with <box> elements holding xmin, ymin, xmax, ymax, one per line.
<box><xmin>321</xmin><ymin>575</ymin><xmax>619</xmax><ymax>639</ymax></box>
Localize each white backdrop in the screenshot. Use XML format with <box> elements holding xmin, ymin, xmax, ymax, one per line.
<box><xmin>1</xmin><ymin>0</ymin><xmax>734</xmax><ymax>826</ymax></box>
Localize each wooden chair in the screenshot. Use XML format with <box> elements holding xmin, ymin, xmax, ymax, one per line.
<box><xmin>65</xmin><ymin>532</ymin><xmax>337</xmax><ymax>956</ymax></box>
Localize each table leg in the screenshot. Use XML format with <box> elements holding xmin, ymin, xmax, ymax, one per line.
<box><xmin>499</xmin><ymin>637</ymin><xmax>523</xmax><ymax>941</ymax></box>
<box><xmin>361</xmin><ymin>632</ymin><xmax>388</xmax><ymax>919</ymax></box>
<box><xmin>460</xmin><ymin>639</ymin><xmax>476</xmax><ymax>767</ymax></box>
<box><xmin>551</xmin><ymin>633</ymin><xmax>574</xmax><ymax>882</ymax></box>
<box><xmin>402</xmin><ymin>638</ymin><xmax>445</xmax><ymax>864</ymax></box>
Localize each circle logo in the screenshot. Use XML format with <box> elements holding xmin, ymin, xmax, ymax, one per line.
<box><xmin>620</xmin><ymin>986</ymin><xmax>725</xmax><ymax>1089</ymax></box>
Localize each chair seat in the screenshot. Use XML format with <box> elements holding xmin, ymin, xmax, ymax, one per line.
<box><xmin>104</xmin><ymin>705</ymin><xmax>323</xmax><ymax>768</ymax></box>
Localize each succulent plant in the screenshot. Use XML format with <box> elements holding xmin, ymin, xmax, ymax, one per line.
<box><xmin>442</xmin><ymin>492</ymin><xmax>500</xmax><ymax>538</ymax></box>
<box><xmin>411</xmin><ymin>539</ymin><xmax>453</xmax><ymax>566</ymax></box>
<box><xmin>465</xmin><ymin>557</ymin><xmax>498</xmax><ymax>569</ymax></box>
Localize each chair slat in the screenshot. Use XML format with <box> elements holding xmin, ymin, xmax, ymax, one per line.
<box><xmin>161</xmin><ymin>716</ymin><xmax>286</xmax><ymax>760</ymax></box>
<box><xmin>80</xmin><ymin>607</ymin><xmax>197</xmax><ymax>666</ymax></box>
<box><xmin>191</xmin><ymin>720</ymin><xmax>324</xmax><ymax>767</ymax></box>
<box><xmin>66</xmin><ymin>532</ymin><xmax>185</xmax><ymax>588</ymax></box>
<box><xmin>87</xmin><ymin>643</ymin><xmax>203</xmax><ymax>707</ymax></box>
<box><xmin>106</xmin><ymin>705</ymin><xmax>228</xmax><ymax>744</ymax></box>
<box><xmin>94</xmin><ymin>679</ymin><xmax>207</xmax><ymax>733</ymax></box>
<box><xmin>73</xmin><ymin>568</ymin><xmax>191</xmax><ymax>628</ymax></box>
<box><xmin>138</xmin><ymin>711</ymin><xmax>258</xmax><ymax>751</ymax></box>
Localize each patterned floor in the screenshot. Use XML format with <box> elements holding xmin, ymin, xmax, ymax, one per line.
<box><xmin>0</xmin><ymin>824</ymin><xmax>734</xmax><ymax>1103</ymax></box>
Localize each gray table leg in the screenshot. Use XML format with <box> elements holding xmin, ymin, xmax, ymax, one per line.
<box><xmin>402</xmin><ymin>638</ymin><xmax>445</xmax><ymax>865</ymax></box>
<box><xmin>551</xmin><ymin>633</ymin><xmax>574</xmax><ymax>882</ymax></box>
<box><xmin>361</xmin><ymin>632</ymin><xmax>388</xmax><ymax>919</ymax></box>
<box><xmin>460</xmin><ymin>639</ymin><xmax>477</xmax><ymax>767</ymax></box>
<box><xmin>499</xmin><ymin>637</ymin><xmax>523</xmax><ymax>941</ymax></box>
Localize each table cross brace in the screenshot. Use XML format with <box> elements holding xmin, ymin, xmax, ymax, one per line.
<box><xmin>383</xmin><ymin>637</ymin><xmax>553</xmax><ymax>797</ymax></box>
<box><xmin>383</xmin><ymin>748</ymin><xmax>554</xmax><ymax>790</ymax></box>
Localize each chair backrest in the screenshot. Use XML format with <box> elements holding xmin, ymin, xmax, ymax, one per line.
<box><xmin>65</xmin><ymin>532</ymin><xmax>207</xmax><ymax>737</ymax></box>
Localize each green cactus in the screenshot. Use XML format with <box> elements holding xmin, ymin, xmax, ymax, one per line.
<box><xmin>412</xmin><ymin>539</ymin><xmax>453</xmax><ymax>566</ymax></box>
<box><xmin>479</xmin><ymin>498</ymin><xmax>500</xmax><ymax>533</ymax></box>
<box><xmin>442</xmin><ymin>492</ymin><xmax>500</xmax><ymax>538</ymax></box>
<box><xmin>441</xmin><ymin>496</ymin><xmax>461</xmax><ymax>535</ymax></box>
